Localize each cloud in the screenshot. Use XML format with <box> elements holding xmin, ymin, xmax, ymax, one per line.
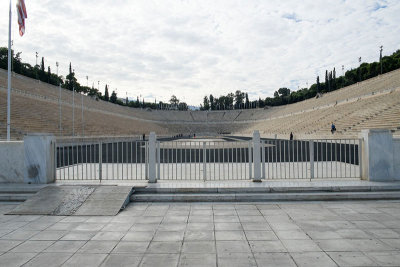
<box><xmin>0</xmin><ymin>0</ymin><xmax>399</xmax><ymax>105</ymax></box>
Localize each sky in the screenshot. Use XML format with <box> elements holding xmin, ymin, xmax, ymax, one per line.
<box><xmin>1</xmin><ymin>0</ymin><xmax>399</xmax><ymax>106</ymax></box>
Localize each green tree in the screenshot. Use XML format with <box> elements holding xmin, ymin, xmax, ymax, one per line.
<box><xmin>47</xmin><ymin>66</ymin><xmax>51</xmax><ymax>83</ymax></box>
<box><xmin>169</xmin><ymin>95</ymin><xmax>179</xmax><ymax>106</ymax></box>
<box><xmin>245</xmin><ymin>93</ymin><xmax>249</xmax><ymax>109</ymax></box>
<box><xmin>110</xmin><ymin>90</ymin><xmax>117</xmax><ymax>103</ymax></box>
<box><xmin>209</xmin><ymin>94</ymin><xmax>215</xmax><ymax>110</ymax></box>
<box><xmin>104</xmin><ymin>85</ymin><xmax>109</xmax><ymax>101</ymax></box>
<box><xmin>63</xmin><ymin>63</ymin><xmax>78</xmax><ymax>91</ymax></box>
<box><xmin>203</xmin><ymin>96</ymin><xmax>210</xmax><ymax>110</ymax></box>
<box><xmin>234</xmin><ymin>90</ymin><xmax>244</xmax><ymax>109</ymax></box>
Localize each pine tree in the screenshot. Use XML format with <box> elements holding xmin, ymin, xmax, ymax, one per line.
<box><xmin>110</xmin><ymin>90</ymin><xmax>117</xmax><ymax>103</ymax></box>
<box><xmin>328</xmin><ymin>71</ymin><xmax>332</xmax><ymax>91</ymax></box>
<box><xmin>325</xmin><ymin>70</ymin><xmax>328</xmax><ymax>92</ymax></box>
<box><xmin>332</xmin><ymin>67</ymin><xmax>336</xmax><ymax>90</ymax></box>
<box><xmin>104</xmin><ymin>85</ymin><xmax>109</xmax><ymax>101</ymax></box>
<box><xmin>47</xmin><ymin>66</ymin><xmax>51</xmax><ymax>83</ymax></box>
<box><xmin>41</xmin><ymin>57</ymin><xmax>45</xmax><ymax>73</ymax></box>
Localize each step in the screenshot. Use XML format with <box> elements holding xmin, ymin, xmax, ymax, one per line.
<box><xmin>131</xmin><ymin>191</ymin><xmax>400</xmax><ymax>202</ymax></box>
<box><xmin>0</xmin><ymin>193</ymin><xmax>35</xmax><ymax>202</ymax></box>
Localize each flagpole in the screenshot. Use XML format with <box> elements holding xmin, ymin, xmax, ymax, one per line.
<box><xmin>7</xmin><ymin>0</ymin><xmax>12</xmax><ymax>140</ymax></box>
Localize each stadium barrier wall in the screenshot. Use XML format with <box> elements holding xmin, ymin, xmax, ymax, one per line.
<box><xmin>24</xmin><ymin>134</ymin><xmax>56</xmax><ymax>184</ymax></box>
<box><xmin>361</xmin><ymin>129</ymin><xmax>399</xmax><ymax>181</ymax></box>
<box><xmin>0</xmin><ymin>141</ymin><xmax>24</xmax><ymax>183</ymax></box>
<box><xmin>394</xmin><ymin>138</ymin><xmax>400</xmax><ymax>180</ymax></box>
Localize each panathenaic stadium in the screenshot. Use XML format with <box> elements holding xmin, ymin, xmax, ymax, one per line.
<box><xmin>1</xmin><ymin>68</ymin><xmax>400</xmax><ymax>139</ymax></box>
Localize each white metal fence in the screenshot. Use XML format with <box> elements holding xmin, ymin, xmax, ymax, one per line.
<box><xmin>55</xmin><ymin>136</ymin><xmax>361</xmax><ymax>181</ymax></box>
<box><xmin>157</xmin><ymin>141</ymin><xmax>252</xmax><ymax>181</ymax></box>
<box><xmin>56</xmin><ymin>139</ymin><xmax>148</xmax><ymax>180</ymax></box>
<box><xmin>261</xmin><ymin>139</ymin><xmax>361</xmax><ymax>179</ymax></box>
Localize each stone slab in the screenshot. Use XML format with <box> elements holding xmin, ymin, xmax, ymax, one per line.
<box><xmin>0</xmin><ymin>141</ymin><xmax>25</xmax><ymax>183</ymax></box>
<box><xmin>6</xmin><ymin>186</ymin><xmax>95</xmax><ymax>215</ymax></box>
<box><xmin>73</xmin><ymin>186</ymin><xmax>133</xmax><ymax>216</ymax></box>
<box><xmin>6</xmin><ymin>185</ymin><xmax>133</xmax><ymax>216</ymax></box>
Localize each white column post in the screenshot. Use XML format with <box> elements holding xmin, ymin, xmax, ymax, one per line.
<box><xmin>361</xmin><ymin>129</ymin><xmax>395</xmax><ymax>181</ymax></box>
<box><xmin>252</xmin><ymin>130</ymin><xmax>262</xmax><ymax>182</ymax></box>
<box><xmin>24</xmin><ymin>134</ymin><xmax>56</xmax><ymax>184</ymax></box>
<box><xmin>148</xmin><ymin>132</ymin><xmax>157</xmax><ymax>183</ymax></box>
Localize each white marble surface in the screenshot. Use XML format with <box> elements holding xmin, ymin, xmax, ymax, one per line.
<box><xmin>24</xmin><ymin>134</ymin><xmax>55</xmax><ymax>184</ymax></box>
<box><xmin>0</xmin><ymin>141</ymin><xmax>24</xmax><ymax>183</ymax></box>
<box><xmin>393</xmin><ymin>139</ymin><xmax>400</xmax><ymax>180</ymax></box>
<box><xmin>362</xmin><ymin>129</ymin><xmax>394</xmax><ymax>181</ymax></box>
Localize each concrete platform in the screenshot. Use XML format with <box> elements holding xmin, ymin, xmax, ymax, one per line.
<box><xmin>6</xmin><ymin>185</ymin><xmax>133</xmax><ymax>216</ymax></box>
<box><xmin>1</xmin><ymin>200</ymin><xmax>400</xmax><ymax>266</ymax></box>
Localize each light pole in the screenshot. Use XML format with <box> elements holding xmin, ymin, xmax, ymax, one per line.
<box><xmin>82</xmin><ymin>76</ymin><xmax>87</xmax><ymax>136</ymax></box>
<box><xmin>35</xmin><ymin>52</ymin><xmax>38</xmax><ymax>66</ymax></box>
<box><xmin>342</xmin><ymin>65</ymin><xmax>345</xmax><ymax>88</ymax></box>
<box><xmin>72</xmin><ymin>70</ymin><xmax>75</xmax><ymax>136</ymax></box>
<box><xmin>358</xmin><ymin>57</ymin><xmax>362</xmax><ymax>82</ymax></box>
<box><xmin>57</xmin><ymin>62</ymin><xmax>62</xmax><ymax>135</ymax></box>
<box><xmin>380</xmin><ymin>45</ymin><xmax>383</xmax><ymax>75</ymax></box>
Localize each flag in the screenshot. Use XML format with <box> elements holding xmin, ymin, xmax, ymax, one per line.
<box><xmin>16</xmin><ymin>0</ymin><xmax>27</xmax><ymax>36</ymax></box>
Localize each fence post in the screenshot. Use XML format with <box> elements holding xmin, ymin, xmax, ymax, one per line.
<box><xmin>157</xmin><ymin>141</ymin><xmax>161</xmax><ymax>180</ymax></box>
<box><xmin>309</xmin><ymin>140</ymin><xmax>314</xmax><ymax>180</ymax></box>
<box><xmin>99</xmin><ymin>142</ymin><xmax>102</xmax><ymax>181</ymax></box>
<box><xmin>252</xmin><ymin>130</ymin><xmax>262</xmax><ymax>182</ymax></box>
<box><xmin>358</xmin><ymin>138</ymin><xmax>362</xmax><ymax>178</ymax></box>
<box><xmin>248</xmin><ymin>141</ymin><xmax>252</xmax><ymax>180</ymax></box>
<box><xmin>203</xmin><ymin>142</ymin><xmax>207</xmax><ymax>181</ymax></box>
<box><xmin>148</xmin><ymin>132</ymin><xmax>157</xmax><ymax>183</ymax></box>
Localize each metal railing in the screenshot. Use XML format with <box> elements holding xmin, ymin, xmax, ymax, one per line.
<box><xmin>55</xmin><ymin>135</ymin><xmax>361</xmax><ymax>181</ymax></box>
<box><xmin>56</xmin><ymin>138</ymin><xmax>148</xmax><ymax>180</ymax></box>
<box><xmin>261</xmin><ymin>139</ymin><xmax>361</xmax><ymax>179</ymax></box>
<box><xmin>157</xmin><ymin>141</ymin><xmax>252</xmax><ymax>180</ymax></box>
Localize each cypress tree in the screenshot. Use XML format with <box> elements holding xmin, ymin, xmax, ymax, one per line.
<box><xmin>325</xmin><ymin>70</ymin><xmax>328</xmax><ymax>92</ymax></box>
<box><xmin>317</xmin><ymin>76</ymin><xmax>320</xmax><ymax>93</ymax></box>
<box><xmin>333</xmin><ymin>67</ymin><xmax>336</xmax><ymax>90</ymax></box>
<box><xmin>47</xmin><ymin>66</ymin><xmax>51</xmax><ymax>83</ymax></box>
<box><xmin>104</xmin><ymin>85</ymin><xmax>109</xmax><ymax>101</ymax></box>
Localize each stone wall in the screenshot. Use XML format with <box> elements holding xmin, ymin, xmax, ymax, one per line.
<box><xmin>394</xmin><ymin>138</ymin><xmax>400</xmax><ymax>180</ymax></box>
<box><xmin>0</xmin><ymin>141</ymin><xmax>25</xmax><ymax>183</ymax></box>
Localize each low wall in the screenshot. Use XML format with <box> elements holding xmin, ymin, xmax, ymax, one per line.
<box><xmin>394</xmin><ymin>139</ymin><xmax>400</xmax><ymax>180</ymax></box>
<box><xmin>0</xmin><ymin>141</ymin><xmax>25</xmax><ymax>183</ymax></box>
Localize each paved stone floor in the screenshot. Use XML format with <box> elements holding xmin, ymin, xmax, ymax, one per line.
<box><xmin>1</xmin><ymin>200</ymin><xmax>400</xmax><ymax>266</ymax></box>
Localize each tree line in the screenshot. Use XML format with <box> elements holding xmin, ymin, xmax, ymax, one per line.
<box><xmin>200</xmin><ymin>49</ymin><xmax>400</xmax><ymax>110</ymax></box>
<box><xmin>2</xmin><ymin>47</ymin><xmax>399</xmax><ymax>111</ymax></box>
<box><xmin>0</xmin><ymin>47</ymin><xmax>188</xmax><ymax>110</ymax></box>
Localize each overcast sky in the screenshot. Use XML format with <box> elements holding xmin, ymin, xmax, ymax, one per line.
<box><xmin>1</xmin><ymin>0</ymin><xmax>399</xmax><ymax>105</ymax></box>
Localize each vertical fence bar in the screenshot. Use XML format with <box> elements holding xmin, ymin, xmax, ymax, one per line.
<box><xmin>248</xmin><ymin>141</ymin><xmax>252</xmax><ymax>180</ymax></box>
<box><xmin>358</xmin><ymin>138</ymin><xmax>362</xmax><ymax>178</ymax></box>
<box><xmin>99</xmin><ymin>142</ymin><xmax>102</xmax><ymax>181</ymax></box>
<box><xmin>262</xmin><ymin>141</ymin><xmax>265</xmax><ymax>179</ymax></box>
<box><xmin>353</xmin><ymin>139</ymin><xmax>356</xmax><ymax>177</ymax></box>
<box><xmin>203</xmin><ymin>142</ymin><xmax>206</xmax><ymax>181</ymax></box>
<box><xmin>157</xmin><ymin>142</ymin><xmax>161</xmax><ymax>180</ymax></box>
<box><xmin>310</xmin><ymin>140</ymin><xmax>314</xmax><ymax>180</ymax></box>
